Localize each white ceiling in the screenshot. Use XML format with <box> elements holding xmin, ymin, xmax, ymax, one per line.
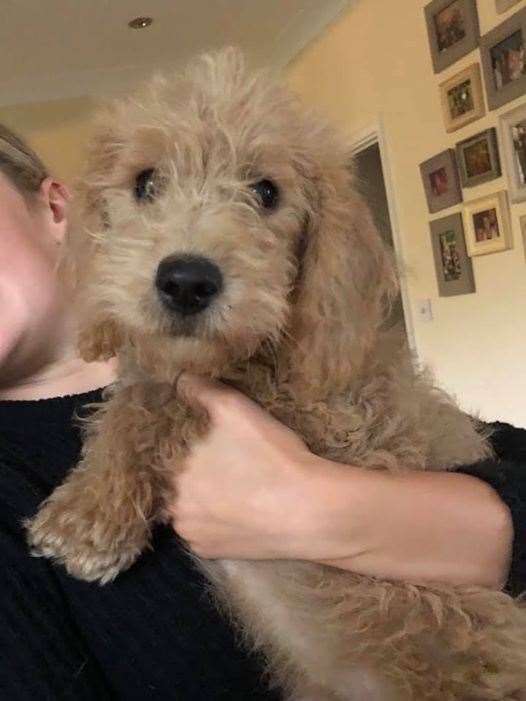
<box><xmin>0</xmin><ymin>0</ymin><xmax>353</xmax><ymax>106</ymax></box>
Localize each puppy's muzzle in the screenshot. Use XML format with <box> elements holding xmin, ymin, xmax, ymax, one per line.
<box><xmin>155</xmin><ymin>254</ymin><xmax>223</xmax><ymax>316</ymax></box>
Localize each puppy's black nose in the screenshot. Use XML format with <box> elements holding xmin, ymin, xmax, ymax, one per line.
<box><xmin>155</xmin><ymin>255</ymin><xmax>223</xmax><ymax>316</ymax></box>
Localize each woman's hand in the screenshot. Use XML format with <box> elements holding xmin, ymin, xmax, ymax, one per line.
<box><xmin>172</xmin><ymin>373</ymin><xmax>329</xmax><ymax>560</ymax></box>
<box><xmin>170</xmin><ymin>373</ymin><xmax>513</xmax><ymax>589</ymax></box>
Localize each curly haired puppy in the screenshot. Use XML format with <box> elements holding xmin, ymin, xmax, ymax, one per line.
<box><xmin>27</xmin><ymin>49</ymin><xmax>526</xmax><ymax>700</ymax></box>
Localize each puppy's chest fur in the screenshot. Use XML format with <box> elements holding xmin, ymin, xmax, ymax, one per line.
<box><xmin>220</xmin><ymin>356</ymin><xmax>489</xmax><ymax>473</ymax></box>
<box><xmin>132</xmin><ymin>353</ymin><xmax>488</xmax><ymax>477</ymax></box>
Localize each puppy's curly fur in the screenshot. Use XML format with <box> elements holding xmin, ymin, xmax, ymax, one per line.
<box><xmin>27</xmin><ymin>49</ymin><xmax>526</xmax><ymax>700</ymax></box>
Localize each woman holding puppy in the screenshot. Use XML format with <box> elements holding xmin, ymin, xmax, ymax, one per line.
<box><xmin>0</xmin><ymin>124</ymin><xmax>524</xmax><ymax>699</ymax></box>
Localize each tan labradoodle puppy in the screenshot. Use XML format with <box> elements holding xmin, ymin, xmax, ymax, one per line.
<box><xmin>27</xmin><ymin>49</ymin><xmax>526</xmax><ymax>700</ymax></box>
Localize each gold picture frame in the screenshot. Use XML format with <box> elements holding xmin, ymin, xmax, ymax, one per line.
<box><xmin>496</xmin><ymin>0</ymin><xmax>521</xmax><ymax>16</ymax></box>
<box><xmin>439</xmin><ymin>63</ymin><xmax>486</xmax><ymax>133</ymax></box>
<box><xmin>462</xmin><ymin>191</ymin><xmax>512</xmax><ymax>256</ymax></box>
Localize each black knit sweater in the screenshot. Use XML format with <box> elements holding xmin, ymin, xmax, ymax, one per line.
<box><xmin>0</xmin><ymin>389</ymin><xmax>524</xmax><ymax>700</ymax></box>
<box><xmin>458</xmin><ymin>421</ymin><xmax>526</xmax><ymax>599</ymax></box>
<box><xmin>0</xmin><ymin>389</ymin><xmax>281</xmax><ymax>700</ymax></box>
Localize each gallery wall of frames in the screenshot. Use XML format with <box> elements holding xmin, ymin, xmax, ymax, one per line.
<box><xmin>423</xmin><ymin>0</ymin><xmax>526</xmax><ymax>297</ymax></box>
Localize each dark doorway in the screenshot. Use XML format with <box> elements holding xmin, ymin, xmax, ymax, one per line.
<box><xmin>354</xmin><ymin>142</ymin><xmax>408</xmax><ymax>337</ymax></box>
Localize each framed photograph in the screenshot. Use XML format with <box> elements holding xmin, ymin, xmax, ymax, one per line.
<box><xmin>499</xmin><ymin>102</ymin><xmax>526</xmax><ymax>201</ymax></box>
<box><xmin>430</xmin><ymin>213</ymin><xmax>475</xmax><ymax>296</ymax></box>
<box><xmin>455</xmin><ymin>128</ymin><xmax>501</xmax><ymax>187</ymax></box>
<box><xmin>439</xmin><ymin>63</ymin><xmax>486</xmax><ymax>133</ymax></box>
<box><xmin>462</xmin><ymin>191</ymin><xmax>512</xmax><ymax>256</ymax></box>
<box><xmin>496</xmin><ymin>0</ymin><xmax>522</xmax><ymax>15</ymax></box>
<box><xmin>420</xmin><ymin>149</ymin><xmax>463</xmax><ymax>213</ymax></box>
<box><xmin>480</xmin><ymin>7</ymin><xmax>526</xmax><ymax>110</ymax></box>
<box><xmin>424</xmin><ymin>0</ymin><xmax>480</xmax><ymax>74</ymax></box>
<box><xmin>519</xmin><ymin>214</ymin><xmax>526</xmax><ymax>261</ymax></box>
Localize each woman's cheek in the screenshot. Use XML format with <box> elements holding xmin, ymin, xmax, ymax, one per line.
<box><xmin>0</xmin><ymin>246</ymin><xmax>61</xmax><ymax>370</ymax></box>
<box><xmin>0</xmin><ymin>281</ymin><xmax>27</xmax><ymax>366</ymax></box>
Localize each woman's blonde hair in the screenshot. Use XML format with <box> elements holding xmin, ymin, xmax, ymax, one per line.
<box><xmin>0</xmin><ymin>123</ymin><xmax>48</xmax><ymax>195</ymax></box>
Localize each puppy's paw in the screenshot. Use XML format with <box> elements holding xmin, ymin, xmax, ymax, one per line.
<box><xmin>25</xmin><ymin>482</ymin><xmax>148</xmax><ymax>584</ymax></box>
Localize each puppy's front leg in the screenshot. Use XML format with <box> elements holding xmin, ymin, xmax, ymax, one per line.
<box><xmin>26</xmin><ymin>383</ymin><xmax>174</xmax><ymax>583</ymax></box>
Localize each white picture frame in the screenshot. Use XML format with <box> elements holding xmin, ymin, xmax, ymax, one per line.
<box><xmin>462</xmin><ymin>191</ymin><xmax>512</xmax><ymax>256</ymax></box>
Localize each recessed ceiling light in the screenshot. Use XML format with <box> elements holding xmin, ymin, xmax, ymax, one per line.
<box><xmin>128</xmin><ymin>17</ymin><xmax>153</xmax><ymax>30</ymax></box>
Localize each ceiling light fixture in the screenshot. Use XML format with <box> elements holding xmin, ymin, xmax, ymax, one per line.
<box><xmin>128</xmin><ymin>17</ymin><xmax>153</xmax><ymax>30</ymax></box>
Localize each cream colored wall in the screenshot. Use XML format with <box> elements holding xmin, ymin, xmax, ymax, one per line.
<box><xmin>287</xmin><ymin>0</ymin><xmax>526</xmax><ymax>427</ymax></box>
<box><xmin>0</xmin><ymin>96</ymin><xmax>96</xmax><ymax>183</ymax></box>
<box><xmin>2</xmin><ymin>4</ymin><xmax>525</xmax><ymax>426</ymax></box>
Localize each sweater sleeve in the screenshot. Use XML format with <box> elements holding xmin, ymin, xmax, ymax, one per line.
<box><xmin>455</xmin><ymin>422</ymin><xmax>526</xmax><ymax>598</ymax></box>
<box><xmin>0</xmin><ymin>528</ymin><xmax>113</xmax><ymax>700</ymax></box>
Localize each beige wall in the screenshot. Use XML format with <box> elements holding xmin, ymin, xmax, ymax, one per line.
<box><xmin>2</xmin><ymin>2</ymin><xmax>525</xmax><ymax>426</ymax></box>
<box><xmin>0</xmin><ymin>96</ymin><xmax>96</xmax><ymax>184</ymax></box>
<box><xmin>287</xmin><ymin>0</ymin><xmax>526</xmax><ymax>427</ymax></box>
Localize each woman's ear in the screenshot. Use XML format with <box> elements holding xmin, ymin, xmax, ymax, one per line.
<box><xmin>38</xmin><ymin>176</ymin><xmax>71</xmax><ymax>245</ymax></box>
<box><xmin>288</xmin><ymin>158</ymin><xmax>399</xmax><ymax>397</ymax></box>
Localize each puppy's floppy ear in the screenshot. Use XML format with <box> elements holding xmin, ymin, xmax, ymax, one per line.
<box><xmin>59</xmin><ymin>104</ymin><xmax>122</xmax><ymax>274</ymax></box>
<box><xmin>289</xmin><ymin>157</ymin><xmax>399</xmax><ymax>397</ymax></box>
<box><xmin>58</xmin><ymin>107</ymin><xmax>126</xmax><ymax>361</ymax></box>
<box><xmin>74</xmin><ymin>107</ymin><xmax>123</xmax><ymax>231</ymax></box>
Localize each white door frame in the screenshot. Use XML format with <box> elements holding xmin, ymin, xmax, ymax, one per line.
<box><xmin>349</xmin><ymin>120</ymin><xmax>417</xmax><ymax>354</ymax></box>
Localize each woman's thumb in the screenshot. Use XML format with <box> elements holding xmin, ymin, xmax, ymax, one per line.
<box><xmin>176</xmin><ymin>372</ymin><xmax>224</xmax><ymax>409</ymax></box>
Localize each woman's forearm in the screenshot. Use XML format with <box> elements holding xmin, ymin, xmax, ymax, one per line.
<box><xmin>301</xmin><ymin>457</ymin><xmax>513</xmax><ymax>588</ymax></box>
<box><xmin>173</xmin><ymin>374</ymin><xmax>514</xmax><ymax>590</ymax></box>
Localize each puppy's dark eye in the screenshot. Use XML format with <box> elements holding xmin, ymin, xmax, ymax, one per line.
<box><xmin>250</xmin><ymin>179</ymin><xmax>279</xmax><ymax>211</ymax></box>
<box><xmin>134</xmin><ymin>168</ymin><xmax>159</xmax><ymax>203</ymax></box>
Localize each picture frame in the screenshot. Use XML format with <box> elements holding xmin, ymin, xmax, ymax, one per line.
<box><xmin>455</xmin><ymin>128</ymin><xmax>501</xmax><ymax>187</ymax></box>
<box><xmin>496</xmin><ymin>0</ymin><xmax>522</xmax><ymax>15</ymax></box>
<box><xmin>462</xmin><ymin>191</ymin><xmax>512</xmax><ymax>256</ymax></box>
<box><xmin>519</xmin><ymin>214</ymin><xmax>526</xmax><ymax>261</ymax></box>
<box><xmin>430</xmin><ymin>213</ymin><xmax>476</xmax><ymax>296</ymax></box>
<box><xmin>480</xmin><ymin>7</ymin><xmax>526</xmax><ymax>110</ymax></box>
<box><xmin>499</xmin><ymin>102</ymin><xmax>526</xmax><ymax>201</ymax></box>
<box><xmin>424</xmin><ymin>0</ymin><xmax>480</xmax><ymax>74</ymax></box>
<box><xmin>439</xmin><ymin>63</ymin><xmax>486</xmax><ymax>133</ymax></box>
<box><xmin>420</xmin><ymin>149</ymin><xmax>463</xmax><ymax>213</ymax></box>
